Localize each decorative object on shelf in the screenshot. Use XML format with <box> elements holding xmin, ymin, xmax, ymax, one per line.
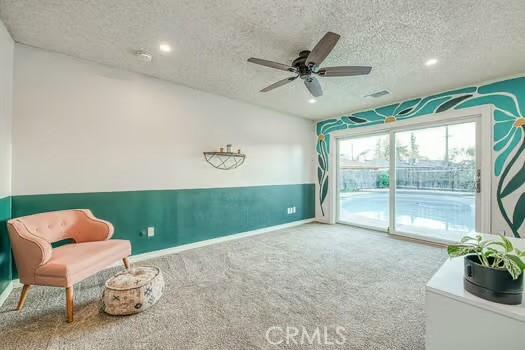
<box><xmin>447</xmin><ymin>235</ymin><xmax>525</xmax><ymax>305</ymax></box>
<box><xmin>203</xmin><ymin>144</ymin><xmax>246</xmax><ymax>170</ymax></box>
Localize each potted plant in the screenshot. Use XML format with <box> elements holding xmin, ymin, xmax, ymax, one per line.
<box><xmin>448</xmin><ymin>235</ymin><xmax>525</xmax><ymax>305</ymax></box>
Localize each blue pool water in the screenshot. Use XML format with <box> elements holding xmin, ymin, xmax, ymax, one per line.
<box><xmin>340</xmin><ymin>190</ymin><xmax>475</xmax><ymax>233</ymax></box>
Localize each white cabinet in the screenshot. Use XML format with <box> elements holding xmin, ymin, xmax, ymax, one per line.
<box><xmin>425</xmin><ymin>235</ymin><xmax>525</xmax><ymax>350</ymax></box>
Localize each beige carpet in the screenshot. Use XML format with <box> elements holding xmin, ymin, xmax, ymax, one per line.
<box><xmin>0</xmin><ymin>223</ymin><xmax>446</xmax><ymax>349</ymax></box>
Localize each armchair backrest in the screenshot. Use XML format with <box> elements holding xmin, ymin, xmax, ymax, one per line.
<box><xmin>7</xmin><ymin>209</ymin><xmax>114</xmax><ymax>285</ymax></box>
<box><xmin>9</xmin><ymin>209</ymin><xmax>94</xmax><ymax>244</ymax></box>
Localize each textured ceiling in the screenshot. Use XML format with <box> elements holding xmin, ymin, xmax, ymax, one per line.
<box><xmin>1</xmin><ymin>0</ymin><xmax>524</xmax><ymax>120</ymax></box>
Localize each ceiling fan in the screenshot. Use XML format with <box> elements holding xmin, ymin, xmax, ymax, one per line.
<box><xmin>247</xmin><ymin>32</ymin><xmax>372</xmax><ymax>98</ymax></box>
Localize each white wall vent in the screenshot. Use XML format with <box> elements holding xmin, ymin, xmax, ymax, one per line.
<box><xmin>364</xmin><ymin>90</ymin><xmax>391</xmax><ymax>98</ymax></box>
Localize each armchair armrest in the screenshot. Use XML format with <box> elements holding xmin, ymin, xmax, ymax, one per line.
<box><xmin>8</xmin><ymin>220</ymin><xmax>53</xmax><ymax>268</ymax></box>
<box><xmin>71</xmin><ymin>209</ymin><xmax>115</xmax><ymax>243</ymax></box>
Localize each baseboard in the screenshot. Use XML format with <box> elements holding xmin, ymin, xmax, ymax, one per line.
<box><xmin>11</xmin><ymin>279</ymin><xmax>22</xmax><ymax>289</ymax></box>
<box><xmin>315</xmin><ymin>217</ymin><xmax>329</xmax><ymax>224</ymax></box>
<box><xmin>129</xmin><ymin>218</ymin><xmax>315</xmax><ymax>264</ymax></box>
<box><xmin>0</xmin><ymin>282</ymin><xmax>14</xmax><ymax>307</ymax></box>
<box><xmin>11</xmin><ymin>218</ymin><xmax>316</xmax><ymax>289</ymax></box>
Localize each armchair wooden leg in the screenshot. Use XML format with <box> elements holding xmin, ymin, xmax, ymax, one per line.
<box><xmin>17</xmin><ymin>284</ymin><xmax>31</xmax><ymax>311</ymax></box>
<box><xmin>123</xmin><ymin>257</ymin><xmax>130</xmax><ymax>269</ymax></box>
<box><xmin>66</xmin><ymin>286</ymin><xmax>74</xmax><ymax>323</ymax></box>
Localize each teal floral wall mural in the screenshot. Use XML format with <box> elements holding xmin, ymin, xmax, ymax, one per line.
<box><xmin>316</xmin><ymin>76</ymin><xmax>525</xmax><ymax>237</ymax></box>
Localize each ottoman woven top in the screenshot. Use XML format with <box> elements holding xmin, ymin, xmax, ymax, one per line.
<box><xmin>105</xmin><ymin>266</ymin><xmax>160</xmax><ymax>290</ymax></box>
<box><xmin>103</xmin><ymin>266</ymin><xmax>164</xmax><ymax>316</ymax></box>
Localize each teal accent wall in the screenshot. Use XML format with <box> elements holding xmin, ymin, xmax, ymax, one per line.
<box><xmin>0</xmin><ymin>196</ymin><xmax>12</xmax><ymax>294</ymax></box>
<box><xmin>12</xmin><ymin>184</ymin><xmax>315</xmax><ymax>258</ymax></box>
<box><xmin>316</xmin><ymin>76</ymin><xmax>525</xmax><ymax>237</ymax></box>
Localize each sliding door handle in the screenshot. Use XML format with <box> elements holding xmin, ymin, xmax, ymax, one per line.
<box><xmin>476</xmin><ymin>169</ymin><xmax>481</xmax><ymax>193</ymax></box>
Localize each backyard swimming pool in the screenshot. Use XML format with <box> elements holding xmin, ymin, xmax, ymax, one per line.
<box><xmin>340</xmin><ymin>190</ymin><xmax>475</xmax><ymax>234</ymax></box>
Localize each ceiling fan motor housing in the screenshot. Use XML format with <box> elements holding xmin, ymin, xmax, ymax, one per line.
<box><xmin>293</xmin><ymin>50</ymin><xmax>314</xmax><ymax>77</ymax></box>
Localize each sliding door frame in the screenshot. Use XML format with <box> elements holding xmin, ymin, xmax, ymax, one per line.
<box><xmin>335</xmin><ymin>130</ymin><xmax>391</xmax><ymax>232</ymax></box>
<box><xmin>330</xmin><ymin>106</ymin><xmax>493</xmax><ymax>244</ymax></box>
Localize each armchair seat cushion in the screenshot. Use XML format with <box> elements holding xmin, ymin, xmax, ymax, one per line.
<box><xmin>35</xmin><ymin>239</ymin><xmax>131</xmax><ymax>287</ymax></box>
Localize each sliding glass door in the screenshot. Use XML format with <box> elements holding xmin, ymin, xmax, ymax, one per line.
<box><xmin>394</xmin><ymin>122</ymin><xmax>477</xmax><ymax>240</ymax></box>
<box><xmin>337</xmin><ymin>119</ymin><xmax>480</xmax><ymax>242</ymax></box>
<box><xmin>337</xmin><ymin>133</ymin><xmax>390</xmax><ymax>230</ymax></box>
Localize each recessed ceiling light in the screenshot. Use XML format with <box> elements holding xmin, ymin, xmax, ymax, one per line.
<box><xmin>159</xmin><ymin>43</ymin><xmax>172</xmax><ymax>53</ymax></box>
<box><xmin>425</xmin><ymin>58</ymin><xmax>438</xmax><ymax>66</ymax></box>
<box><xmin>308</xmin><ymin>98</ymin><xmax>317</xmax><ymax>104</ymax></box>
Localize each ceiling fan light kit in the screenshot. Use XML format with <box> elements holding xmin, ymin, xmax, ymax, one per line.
<box><xmin>247</xmin><ymin>32</ymin><xmax>372</xmax><ymax>98</ymax></box>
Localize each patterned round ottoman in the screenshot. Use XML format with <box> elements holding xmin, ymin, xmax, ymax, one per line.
<box><xmin>102</xmin><ymin>266</ymin><xmax>164</xmax><ymax>315</ymax></box>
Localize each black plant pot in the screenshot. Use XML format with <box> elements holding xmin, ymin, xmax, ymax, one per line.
<box><xmin>464</xmin><ymin>255</ymin><xmax>523</xmax><ymax>305</ymax></box>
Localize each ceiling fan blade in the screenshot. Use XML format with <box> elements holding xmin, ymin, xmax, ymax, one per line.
<box><xmin>260</xmin><ymin>76</ymin><xmax>298</xmax><ymax>92</ymax></box>
<box><xmin>318</xmin><ymin>66</ymin><xmax>372</xmax><ymax>77</ymax></box>
<box><xmin>247</xmin><ymin>58</ymin><xmax>296</xmax><ymax>72</ymax></box>
<box><xmin>304</xmin><ymin>77</ymin><xmax>323</xmax><ymax>97</ymax></box>
<box><xmin>306</xmin><ymin>32</ymin><xmax>340</xmax><ymax>66</ymax></box>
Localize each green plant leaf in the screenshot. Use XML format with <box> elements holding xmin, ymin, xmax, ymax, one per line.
<box><xmin>499</xmin><ymin>235</ymin><xmax>514</xmax><ymax>252</ymax></box>
<box><xmin>480</xmin><ymin>240</ymin><xmax>495</xmax><ymax>249</ymax></box>
<box><xmin>503</xmin><ymin>256</ymin><xmax>523</xmax><ymax>280</ymax></box>
<box><xmin>460</xmin><ymin>235</ymin><xmax>481</xmax><ymax>244</ymax></box>
<box><xmin>512</xmin><ymin>192</ymin><xmax>525</xmax><ymax>232</ymax></box>
<box><xmin>500</xmin><ymin>162</ymin><xmax>525</xmax><ymax>198</ymax></box>
<box><xmin>485</xmin><ymin>241</ymin><xmax>505</xmax><ymax>251</ymax></box>
<box><xmin>506</xmin><ymin>254</ymin><xmax>525</xmax><ymax>272</ymax></box>
<box><xmin>447</xmin><ymin>245</ymin><xmax>477</xmax><ymax>258</ymax></box>
<box><xmin>485</xmin><ymin>247</ymin><xmax>501</xmax><ymax>256</ymax></box>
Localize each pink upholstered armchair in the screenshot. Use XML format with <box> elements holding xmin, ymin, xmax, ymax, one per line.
<box><xmin>7</xmin><ymin>209</ymin><xmax>131</xmax><ymax>322</ymax></box>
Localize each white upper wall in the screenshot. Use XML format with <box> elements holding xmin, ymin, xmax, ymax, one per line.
<box><xmin>2</xmin><ymin>1</ymin><xmax>525</xmax><ymax>120</ymax></box>
<box><xmin>12</xmin><ymin>45</ymin><xmax>315</xmax><ymax>195</ymax></box>
<box><xmin>0</xmin><ymin>21</ymin><xmax>13</xmax><ymax>198</ymax></box>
